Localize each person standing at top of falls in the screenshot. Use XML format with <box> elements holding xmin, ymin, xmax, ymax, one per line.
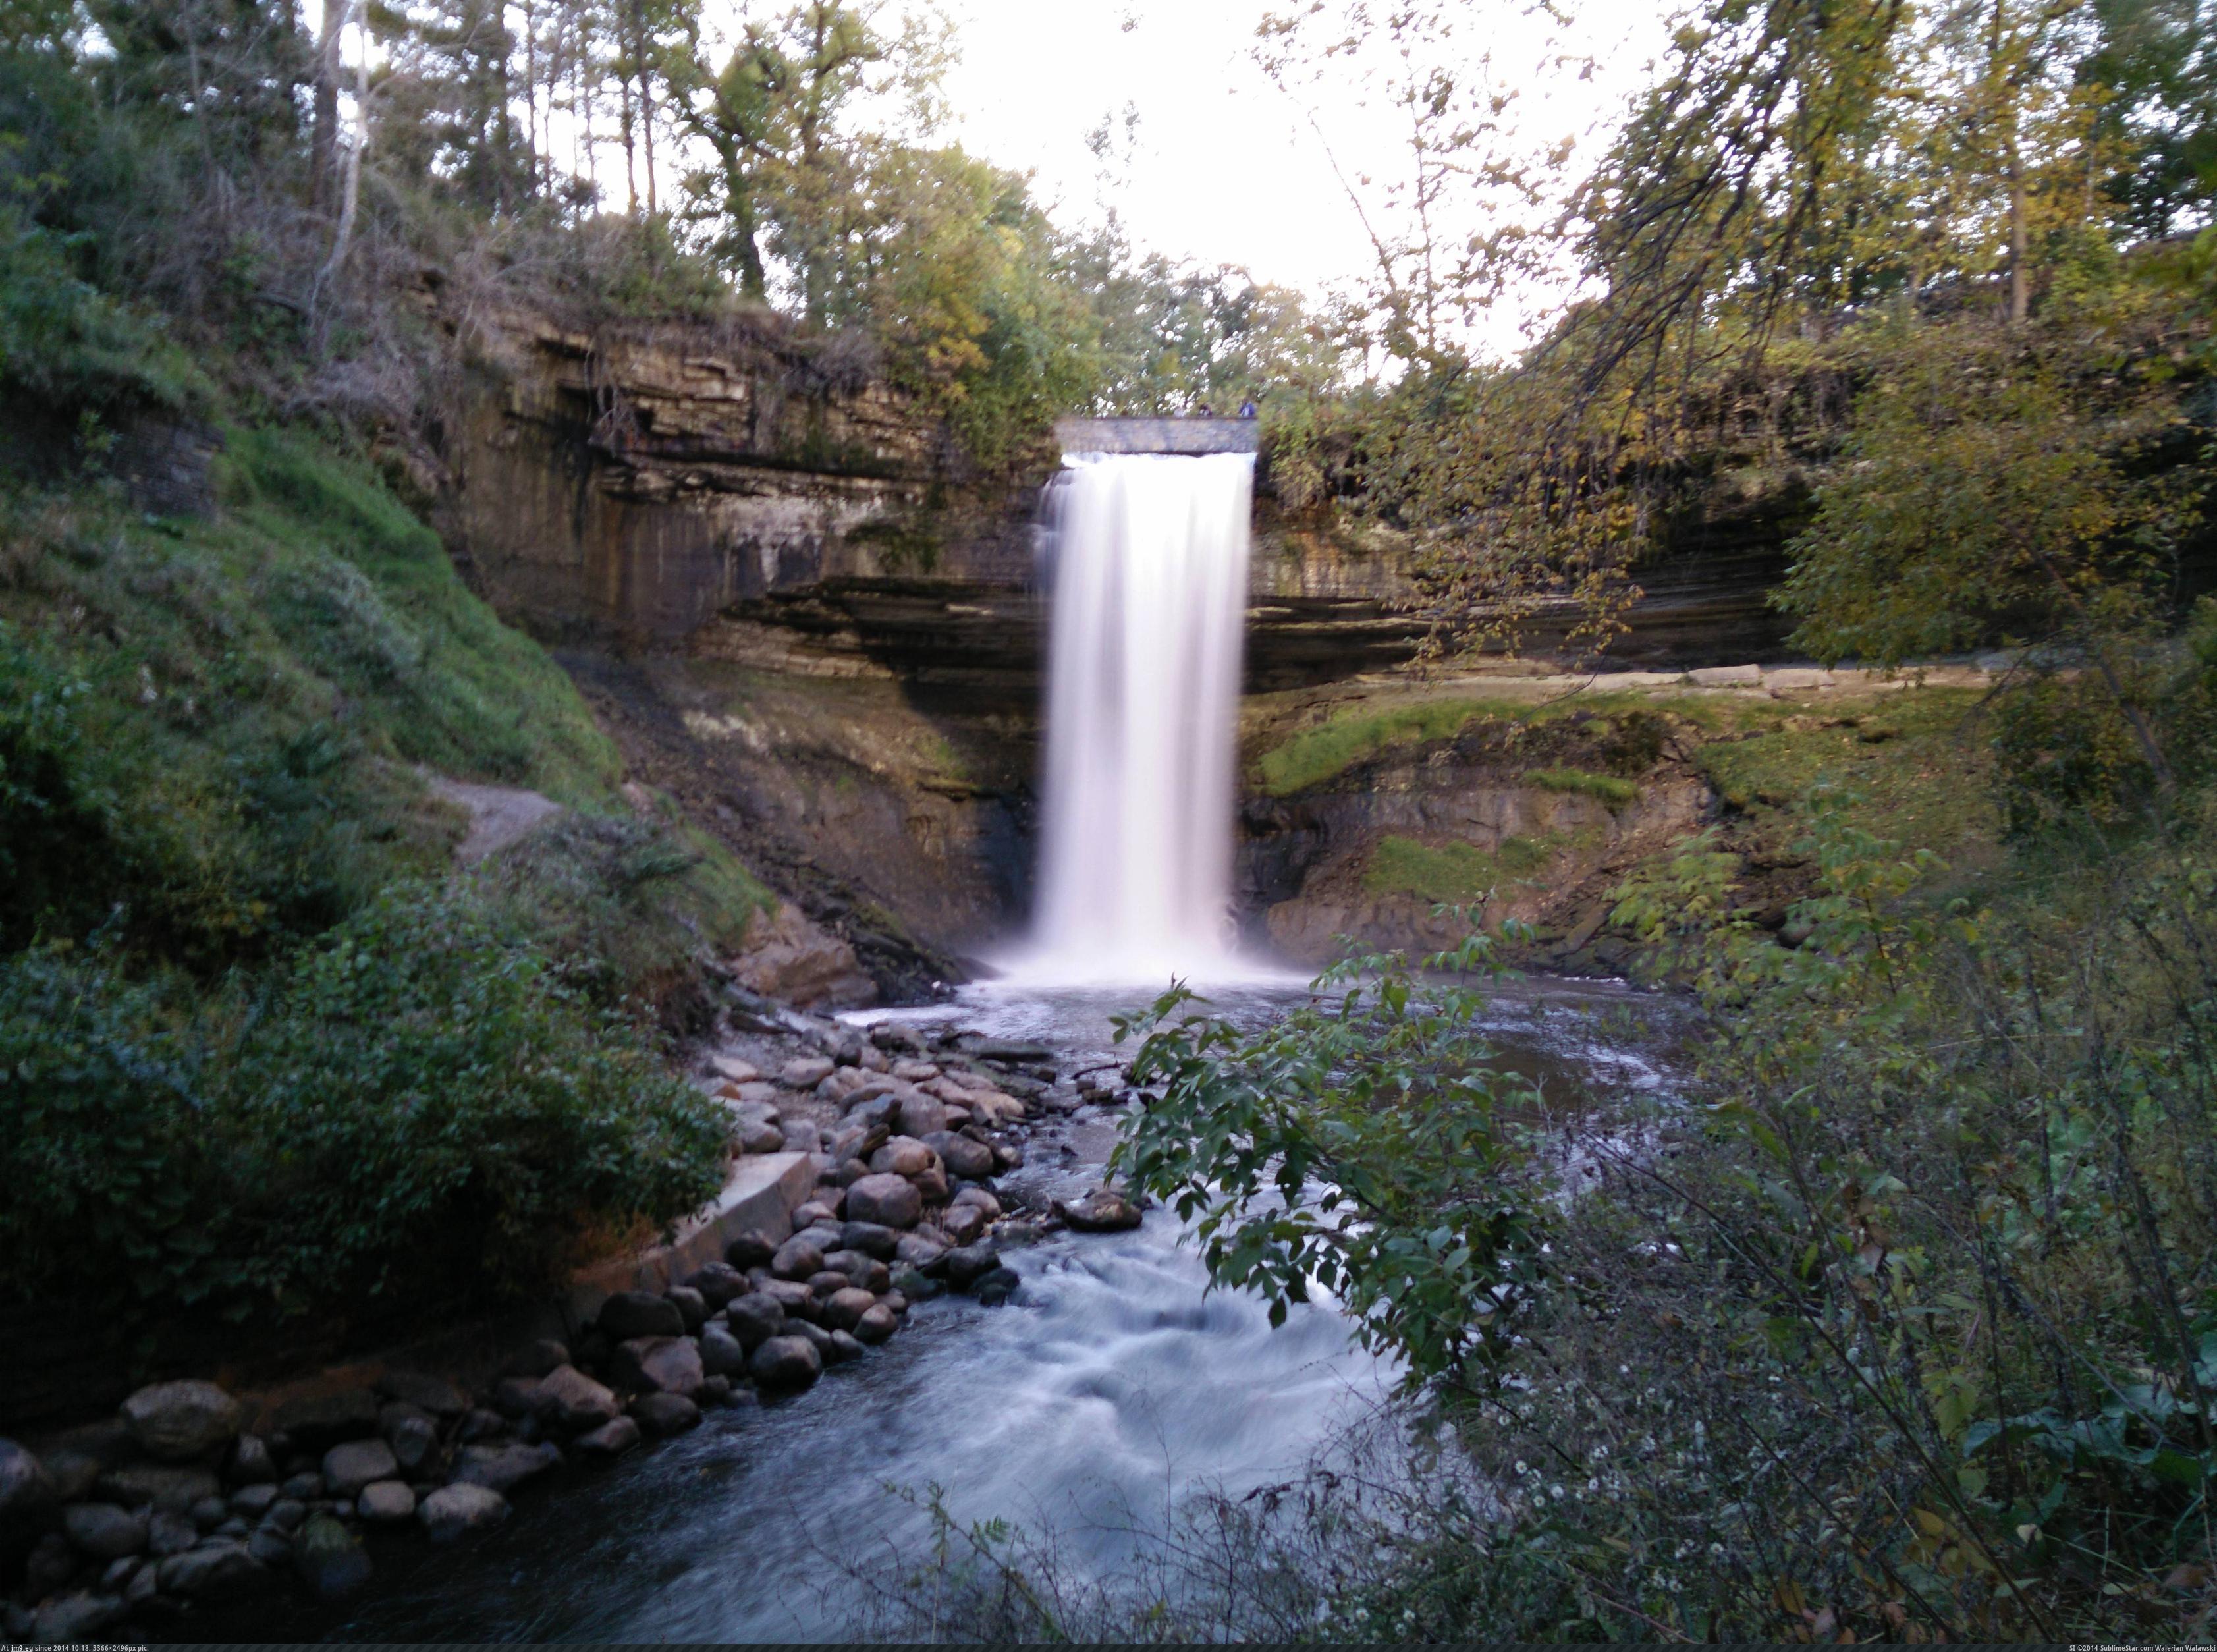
<box><xmin>1239</xmin><ymin>399</ymin><xmax>1257</xmax><ymax>418</ymax></box>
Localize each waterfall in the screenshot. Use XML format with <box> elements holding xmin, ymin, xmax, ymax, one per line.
<box><xmin>1021</xmin><ymin>451</ymin><xmax>1255</xmax><ymax>984</ymax></box>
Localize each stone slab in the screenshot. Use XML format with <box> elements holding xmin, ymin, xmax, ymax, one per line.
<box><xmin>1054</xmin><ymin>417</ymin><xmax>1261</xmax><ymax>455</ymax></box>
<box><xmin>566</xmin><ymin>1153</ymin><xmax>814</xmax><ymax>1323</ymax></box>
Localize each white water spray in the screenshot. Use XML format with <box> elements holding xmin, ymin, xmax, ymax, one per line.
<box><xmin>1018</xmin><ymin>451</ymin><xmax>1255</xmax><ymax>984</ymax></box>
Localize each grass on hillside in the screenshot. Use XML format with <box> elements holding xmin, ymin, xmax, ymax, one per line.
<box><xmin>1257</xmin><ymin>694</ymin><xmax>1520</xmax><ymax>795</ymax></box>
<box><xmin>1365</xmin><ymin>833</ymin><xmax>1558</xmax><ymax>902</ymax></box>
<box><xmin>1527</xmin><ymin>766</ymin><xmax>1640</xmax><ymax>806</ymax></box>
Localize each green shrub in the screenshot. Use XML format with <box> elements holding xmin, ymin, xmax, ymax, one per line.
<box><xmin>1989</xmin><ymin>671</ymin><xmax>2156</xmax><ymax>839</ymax></box>
<box><xmin>1527</xmin><ymin>765</ymin><xmax>1639</xmax><ymax>806</ymax></box>
<box><xmin>0</xmin><ymin>886</ymin><xmax>731</xmax><ymax>1319</ymax></box>
<box><xmin>0</xmin><ymin>205</ymin><xmax>206</xmax><ymax>417</ymax></box>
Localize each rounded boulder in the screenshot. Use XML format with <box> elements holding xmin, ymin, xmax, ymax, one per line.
<box><xmin>844</xmin><ymin>1172</ymin><xmax>923</xmax><ymax>1230</ymax></box>
<box><xmin>121</xmin><ymin>1380</ymin><xmax>244</xmax><ymax>1463</ymax></box>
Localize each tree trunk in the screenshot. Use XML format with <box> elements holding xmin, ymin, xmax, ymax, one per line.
<box><xmin>630</xmin><ymin>0</ymin><xmax>657</xmax><ymax>214</ymax></box>
<box><xmin>310</xmin><ymin>0</ymin><xmax>352</xmax><ymax>210</ymax></box>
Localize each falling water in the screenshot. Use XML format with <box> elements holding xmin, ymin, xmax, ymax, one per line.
<box><xmin>1022</xmin><ymin>451</ymin><xmax>1255</xmax><ymax>983</ymax></box>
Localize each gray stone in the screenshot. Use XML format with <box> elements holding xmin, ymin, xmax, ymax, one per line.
<box><xmin>975</xmin><ymin>1266</ymin><xmax>1022</xmax><ymax>1306</ymax></box>
<box><xmin>99</xmin><ymin>1555</ymin><xmax>138</xmax><ymax>1590</ymax></box>
<box><xmin>99</xmin><ymin>1462</ymin><xmax>219</xmax><ymax>1514</ymax></box>
<box><xmin>596</xmin><ymin>1288</ymin><xmax>686</xmax><ymax>1342</ymax></box>
<box><xmin>944</xmin><ymin>1241</ymin><xmax>1002</xmax><ymax>1288</ymax></box>
<box><xmin>819</xmin><ymin>1286</ymin><xmax>877</xmax><ymax>1332</ymax></box>
<box><xmin>321</xmin><ymin>1438</ymin><xmax>398</xmax><ymax>1497</ymax></box>
<box><xmin>806</xmin><ymin>1269</ymin><xmax>854</xmax><ymax>1300</ymax></box>
<box><xmin>25</xmin><ymin>1531</ymin><xmax>76</xmax><ymax>1597</ymax></box>
<box><xmin>40</xmin><ymin>1449</ymin><xmax>103</xmax><ymax>1504</ymax></box>
<box><xmin>925</xmin><ymin>1130</ymin><xmax>997</xmax><ymax>1180</ymax></box>
<box><xmin>665</xmin><ymin>1284</ymin><xmax>709</xmax><ymax>1332</ymax></box>
<box><xmin>533</xmin><ymin>1365</ymin><xmax>621</xmax><ymax>1432</ymax></box>
<box><xmin>895</xmin><ymin>1092</ymin><xmax>948</xmax><ymax>1138</ymax></box>
<box><xmin>846</xmin><ymin>1172</ymin><xmax>923</xmax><ymax>1230</ymax></box>
<box><xmin>247</xmin><ymin>1526</ymin><xmax>292</xmax><ymax>1568</ymax></box>
<box><xmin>62</xmin><ymin>1503</ymin><xmax>144</xmax><ymax>1561</ymax></box>
<box><xmin>33</xmin><ymin>1592</ymin><xmax>126</xmax><ymax>1643</ymax></box>
<box><xmin>146</xmin><ymin>1508</ymin><xmax>196</xmax><ymax>1558</ymax></box>
<box><xmin>940</xmin><ymin>1201</ymin><xmax>988</xmax><ymax>1246</ymax></box>
<box><xmin>869</xmin><ymin>1136</ymin><xmax>937</xmax><ymax>1178</ymax></box>
<box><xmin>381</xmin><ymin>1408</ymin><xmax>441</xmax><ymax>1475</ymax></box>
<box><xmin>755</xmin><ymin>1277</ymin><xmax>816</xmax><ymax>1319</ymax></box>
<box><xmin>630</xmin><ymin>1393</ymin><xmax>701</xmax><ymax>1438</ymax></box>
<box><xmin>123</xmin><ymin>1560</ymin><xmax>159</xmax><ymax>1607</ymax></box>
<box><xmin>912</xmin><ymin>1163</ymin><xmax>951</xmax><ymax>1204</ymax></box>
<box><xmin>786</xmin><ymin>1318</ymin><xmax>835</xmax><ymax>1357</ymax></box>
<box><xmin>190</xmin><ymin>1492</ymin><xmax>229</xmax><ymax>1528</ymax></box>
<box><xmin>157</xmin><ymin>1538</ymin><xmax>263</xmax><ymax>1599</ymax></box>
<box><xmin>823</xmin><ymin>1329</ymin><xmax>865</xmax><ymax>1365</ymax></box>
<box><xmin>572</xmin><ymin>1416</ymin><xmax>641</xmax><ymax>1458</ymax></box>
<box><xmin>121</xmin><ymin>1379</ymin><xmax>244</xmax><ymax>1463</ymax></box>
<box><xmin>749</xmin><ymin>1335</ymin><xmax>822</xmax><ymax>1392</ymax></box>
<box><xmin>355</xmin><ymin>1481</ymin><xmax>416</xmax><ymax>1524</ymax></box>
<box><xmin>790</xmin><ymin>1198</ymin><xmax>839</xmax><ymax>1229</ymax></box>
<box><xmin>501</xmin><ymin>1338</ymin><xmax>571</xmax><ymax>1381</ymax></box>
<box><xmin>492</xmin><ymin>1375</ymin><xmax>544</xmax><ymax>1418</ymax></box>
<box><xmin>723</xmin><ymin>1292</ymin><xmax>786</xmax><ymax>1351</ymax></box>
<box><xmin>375</xmin><ymin>1370</ymin><xmax>470</xmax><ymax>1418</ymax></box>
<box><xmin>294</xmin><ymin>1513</ymin><xmax>373</xmax><ymax>1598</ymax></box>
<box><xmin>682</xmin><ymin>1261</ymin><xmax>748</xmax><ymax>1309</ymax></box>
<box><xmin>854</xmin><ymin>1304</ymin><xmax>898</xmax><ymax>1344</ymax></box>
<box><xmin>952</xmin><ymin>1186</ymin><xmax>1003</xmax><ymax>1219</ymax></box>
<box><xmin>451</xmin><ymin>1441</ymin><xmax>560</xmax><ymax>1496</ymax></box>
<box><xmin>279</xmin><ymin>1470</ymin><xmax>324</xmax><ymax>1501</ymax></box>
<box><xmin>780</xmin><ymin>1055</ymin><xmax>835</xmax><ymax>1088</ymax></box>
<box><xmin>226</xmin><ymin>1432</ymin><xmax>276</xmax><ymax>1486</ymax></box>
<box><xmin>609</xmin><ymin>1336</ymin><xmax>704</xmax><ymax>1399</ymax></box>
<box><xmin>709</xmin><ymin>1053</ymin><xmax>761</xmax><ymax>1083</ymax></box>
<box><xmin>770</xmin><ymin>1235</ymin><xmax>825</xmax><ymax>1280</ymax></box>
<box><xmin>725</xmin><ymin>1230</ymin><xmax>777</xmax><ymax>1269</ymax></box>
<box><xmin>265</xmin><ymin>1498</ymin><xmax>307</xmax><ymax>1533</ymax></box>
<box><xmin>697</xmin><ymin>1325</ymin><xmax>749</xmax><ymax>1380</ymax></box>
<box><xmin>272</xmin><ymin>1388</ymin><xmax>382</xmax><ymax>1451</ymax></box>
<box><xmin>215</xmin><ymin>1514</ymin><xmax>250</xmax><ymax>1539</ymax></box>
<box><xmin>737</xmin><ymin>1116</ymin><xmax>786</xmax><ymax>1154</ymax></box>
<box><xmin>230</xmin><ymin>1482</ymin><xmax>280</xmax><ymax>1519</ymax></box>
<box><xmin>1060</xmin><ymin>1189</ymin><xmax>1144</xmax><ymax>1232</ymax></box>
<box><xmin>0</xmin><ymin>1437</ymin><xmax>57</xmax><ymax>1541</ymax></box>
<box><xmin>840</xmin><ymin>1220</ymin><xmax>900</xmax><ymax>1258</ymax></box>
<box><xmin>895</xmin><ymin>1231</ymin><xmax>948</xmax><ymax>1271</ymax></box>
<box><xmin>456</xmin><ymin>1407</ymin><xmax>507</xmax><ymax>1443</ymax></box>
<box><xmin>418</xmin><ymin>1482</ymin><xmax>510</xmax><ymax>1543</ymax></box>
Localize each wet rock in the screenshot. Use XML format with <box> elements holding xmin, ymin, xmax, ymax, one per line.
<box><xmin>0</xmin><ymin>1437</ymin><xmax>57</xmax><ymax>1543</ymax></box>
<box><xmin>534</xmin><ymin>1365</ymin><xmax>621</xmax><ymax>1433</ymax></box>
<box><xmin>121</xmin><ymin>1380</ymin><xmax>244</xmax><ymax>1462</ymax></box>
<box><xmin>755</xmin><ymin>1277</ymin><xmax>816</xmax><ymax>1319</ymax></box>
<box><xmin>791</xmin><ymin>1198</ymin><xmax>839</xmax><ymax>1229</ymax></box>
<box><xmin>725</xmin><ymin>1230</ymin><xmax>777</xmax><ymax>1270</ymax></box>
<box><xmin>265</xmin><ymin>1499</ymin><xmax>307</xmax><ymax>1533</ymax></box>
<box><xmin>158</xmin><ymin>1538</ymin><xmax>263</xmax><ymax>1599</ymax></box>
<box><xmin>974</xmin><ymin>1266</ymin><xmax>1022</xmax><ymax>1306</ymax></box>
<box><xmin>34</xmin><ymin>1592</ymin><xmax>126</xmax><ymax>1643</ymax></box>
<box><xmin>375</xmin><ymin>1370</ymin><xmax>470</xmax><ymax>1418</ymax></box>
<box><xmin>824</xmin><ymin>1249</ymin><xmax>892</xmax><ymax>1292</ymax></box>
<box><xmin>682</xmin><ymin>1261</ymin><xmax>748</xmax><ymax>1309</ymax></box>
<box><xmin>356</xmin><ymin>1481</ymin><xmax>416</xmax><ymax>1524</ymax></box>
<box><xmin>630</xmin><ymin>1393</ymin><xmax>701</xmax><ymax>1438</ymax></box>
<box><xmin>869</xmin><ymin>1136</ymin><xmax>938</xmax><ymax>1178</ymax></box>
<box><xmin>380</xmin><ymin>1408</ymin><xmax>441</xmax><ymax>1475</ymax></box>
<box><xmin>609</xmin><ymin>1336</ymin><xmax>704</xmax><ymax>1400</ymax></box>
<box><xmin>952</xmin><ymin>1185</ymin><xmax>1004</xmax><ymax>1220</ymax></box>
<box><xmin>943</xmin><ymin>1242</ymin><xmax>1001</xmax><ymax>1288</ymax></box>
<box><xmin>322</xmin><ymin>1439</ymin><xmax>398</xmax><ymax>1497</ymax></box>
<box><xmin>940</xmin><ymin>1201</ymin><xmax>988</xmax><ymax>1246</ymax></box>
<box><xmin>292</xmin><ymin>1512</ymin><xmax>372</xmax><ymax>1598</ymax></box>
<box><xmin>770</xmin><ymin>1234</ymin><xmax>825</xmax><ymax>1280</ymax></box>
<box><xmin>451</xmin><ymin>1441</ymin><xmax>560</xmax><ymax>1496</ymax></box>
<box><xmin>247</xmin><ymin>1525</ymin><xmax>292</xmax><ymax>1568</ymax></box>
<box><xmin>912</xmin><ymin>1165</ymin><xmax>952</xmax><ymax>1205</ymax></box>
<box><xmin>846</xmin><ymin>1172</ymin><xmax>923</xmax><ymax>1230</ymax></box>
<box><xmin>188</xmin><ymin>1493</ymin><xmax>229</xmax><ymax>1529</ymax></box>
<box><xmin>273</xmin><ymin>1389</ymin><xmax>381</xmax><ymax>1452</ymax></box>
<box><xmin>925</xmin><ymin>1130</ymin><xmax>997</xmax><ymax>1181</ymax></box>
<box><xmin>882</xmin><ymin>1290</ymin><xmax>910</xmax><ymax>1314</ymax></box>
<box><xmin>25</xmin><ymin>1531</ymin><xmax>77</xmax><ymax>1597</ymax></box>
<box><xmin>418</xmin><ymin>1482</ymin><xmax>510</xmax><ymax>1544</ymax></box>
<box><xmin>780</xmin><ymin>1055</ymin><xmax>835</xmax><ymax>1088</ymax></box>
<box><xmin>698</xmin><ymin>1325</ymin><xmax>749</xmax><ymax>1380</ymax></box>
<box><xmin>723</xmin><ymin>1292</ymin><xmax>786</xmax><ymax>1351</ymax></box>
<box><xmin>665</xmin><ymin>1284</ymin><xmax>709</xmax><ymax>1332</ymax></box>
<box><xmin>501</xmin><ymin>1338</ymin><xmax>572</xmax><ymax>1381</ymax></box>
<box><xmin>97</xmin><ymin>1461</ymin><xmax>219</xmax><ymax>1514</ymax></box>
<box><xmin>226</xmin><ymin>1431</ymin><xmax>277</xmax><ymax>1487</ymax></box>
<box><xmin>840</xmin><ymin>1219</ymin><xmax>900</xmax><ymax>1259</ymax></box>
<box><xmin>1060</xmin><ymin>1189</ymin><xmax>1144</xmax><ymax>1232</ymax></box>
<box><xmin>61</xmin><ymin>1502</ymin><xmax>143</xmax><ymax>1563</ymax></box>
<box><xmin>818</xmin><ymin>1286</ymin><xmax>877</xmax><ymax>1332</ymax></box>
<box><xmin>823</xmin><ymin>1329</ymin><xmax>865</xmax><ymax>1365</ymax></box>
<box><xmin>597</xmin><ymin>1289</ymin><xmax>686</xmax><ymax>1342</ymax></box>
<box><xmin>456</xmin><ymin>1408</ymin><xmax>508</xmax><ymax>1443</ymax></box>
<box><xmin>749</xmin><ymin>1336</ymin><xmax>822</xmax><ymax>1392</ymax></box>
<box><xmin>709</xmin><ymin>1053</ymin><xmax>761</xmax><ymax>1083</ymax></box>
<box><xmin>854</xmin><ymin>1304</ymin><xmax>898</xmax><ymax>1344</ymax></box>
<box><xmin>571</xmin><ymin>1417</ymin><xmax>640</xmax><ymax>1459</ymax></box>
<box><xmin>806</xmin><ymin>1269</ymin><xmax>853</xmax><ymax>1301</ymax></box>
<box><xmin>895</xmin><ymin>1092</ymin><xmax>948</xmax><ymax>1138</ymax></box>
<box><xmin>40</xmin><ymin>1448</ymin><xmax>103</xmax><ymax>1505</ymax></box>
<box><xmin>230</xmin><ymin>1482</ymin><xmax>280</xmax><ymax>1519</ymax></box>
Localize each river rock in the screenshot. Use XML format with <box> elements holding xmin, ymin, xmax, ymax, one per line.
<box><xmin>925</xmin><ymin>1130</ymin><xmax>997</xmax><ymax>1181</ymax></box>
<box><xmin>571</xmin><ymin>1417</ymin><xmax>640</xmax><ymax>1459</ymax></box>
<box><xmin>1060</xmin><ymin>1189</ymin><xmax>1144</xmax><ymax>1232</ymax></box>
<box><xmin>188</xmin><ymin>1492</ymin><xmax>229</xmax><ymax>1528</ymax></box>
<box><xmin>817</xmin><ymin>1286</ymin><xmax>876</xmax><ymax>1332</ymax></box>
<box><xmin>824</xmin><ymin>1249</ymin><xmax>892</xmax><ymax>1292</ymax></box>
<box><xmin>854</xmin><ymin>1304</ymin><xmax>898</xmax><ymax>1344</ymax></box>
<box><xmin>723</xmin><ymin>1292</ymin><xmax>786</xmax><ymax>1350</ymax></box>
<box><xmin>34</xmin><ymin>1591</ymin><xmax>126</xmax><ymax>1643</ymax></box>
<box><xmin>839</xmin><ymin>1220</ymin><xmax>899</xmax><ymax>1259</ymax></box>
<box><xmin>709</xmin><ymin>1053</ymin><xmax>761</xmax><ymax>1083</ymax></box>
<box><xmin>356</xmin><ymin>1480</ymin><xmax>416</xmax><ymax>1524</ymax></box>
<box><xmin>682</xmin><ymin>1261</ymin><xmax>748</xmax><ymax>1309</ymax></box>
<box><xmin>942</xmin><ymin>1242</ymin><xmax>1001</xmax><ymax>1288</ymax></box>
<box><xmin>798</xmin><ymin>1219</ymin><xmax>848</xmax><ymax>1251</ymax></box>
<box><xmin>665</xmin><ymin>1284</ymin><xmax>709</xmax><ymax>1332</ymax></box>
<box><xmin>805</xmin><ymin>1270</ymin><xmax>852</xmax><ymax>1303</ymax></box>
<box><xmin>374</xmin><ymin>1370</ymin><xmax>470</xmax><ymax>1418</ymax></box>
<box><xmin>230</xmin><ymin>1483</ymin><xmax>280</xmax><ymax>1520</ymax></box>
<box><xmin>780</xmin><ymin>1055</ymin><xmax>835</xmax><ymax>1088</ymax></box>
<box><xmin>248</xmin><ymin>1524</ymin><xmax>292</xmax><ymax>1568</ymax></box>
<box><xmin>770</xmin><ymin>1235</ymin><xmax>825</xmax><ymax>1280</ymax></box>
<box><xmin>725</xmin><ymin>1230</ymin><xmax>777</xmax><ymax>1269</ymax></box>
<box><xmin>97</xmin><ymin>1461</ymin><xmax>219</xmax><ymax>1514</ymax></box>
<box><xmin>291</xmin><ymin>1512</ymin><xmax>371</xmax><ymax>1597</ymax></box>
<box><xmin>823</xmin><ymin>1329</ymin><xmax>865</xmax><ymax>1365</ymax></box>
<box><xmin>418</xmin><ymin>1483</ymin><xmax>510</xmax><ymax>1543</ymax></box>
<box><xmin>697</xmin><ymin>1325</ymin><xmax>749</xmax><ymax>1379</ymax></box>
<box><xmin>630</xmin><ymin>1393</ymin><xmax>701</xmax><ymax>1438</ymax></box>
<box><xmin>610</xmin><ymin>1336</ymin><xmax>704</xmax><ymax>1399</ymax></box>
<box><xmin>869</xmin><ymin>1135</ymin><xmax>938</xmax><ymax>1178</ymax></box>
<box><xmin>596</xmin><ymin>1289</ymin><xmax>685</xmax><ymax>1342</ymax></box>
<box><xmin>975</xmin><ymin>1266</ymin><xmax>1022</xmax><ymax>1306</ymax></box>
<box><xmin>451</xmin><ymin>1441</ymin><xmax>560</xmax><ymax>1496</ymax></box>
<box><xmin>501</xmin><ymin>1338</ymin><xmax>572</xmax><ymax>1381</ymax></box>
<box><xmin>533</xmin><ymin>1365</ymin><xmax>620</xmax><ymax>1432</ymax></box>
<box><xmin>280</xmin><ymin>1470</ymin><xmax>324</xmax><ymax>1502</ymax></box>
<box><xmin>755</xmin><ymin>1277</ymin><xmax>816</xmax><ymax>1318</ymax></box>
<box><xmin>0</xmin><ymin>1438</ymin><xmax>57</xmax><ymax>1545</ymax></box>
<box><xmin>158</xmin><ymin>1538</ymin><xmax>263</xmax><ymax>1599</ymax></box>
<box><xmin>272</xmin><ymin>1389</ymin><xmax>381</xmax><ymax>1452</ymax></box>
<box><xmin>322</xmin><ymin>1439</ymin><xmax>398</xmax><ymax>1497</ymax></box>
<box><xmin>894</xmin><ymin>1091</ymin><xmax>947</xmax><ymax>1138</ymax></box>
<box><xmin>121</xmin><ymin>1380</ymin><xmax>243</xmax><ymax>1462</ymax></box>
<box><xmin>265</xmin><ymin>1498</ymin><xmax>307</xmax><ymax>1533</ymax></box>
<box><xmin>939</xmin><ymin>1201</ymin><xmax>987</xmax><ymax>1246</ymax></box>
<box><xmin>750</xmin><ymin>1336</ymin><xmax>822</xmax><ymax>1392</ymax></box>
<box><xmin>62</xmin><ymin>1503</ymin><xmax>145</xmax><ymax>1562</ymax></box>
<box><xmin>846</xmin><ymin>1172</ymin><xmax>923</xmax><ymax>1229</ymax></box>
<box><xmin>952</xmin><ymin>1186</ymin><xmax>1004</xmax><ymax>1220</ymax></box>
<box><xmin>225</xmin><ymin>1431</ymin><xmax>277</xmax><ymax>1487</ymax></box>
<box><xmin>380</xmin><ymin>1408</ymin><xmax>441</xmax><ymax>1475</ymax></box>
<box><xmin>912</xmin><ymin>1164</ymin><xmax>951</xmax><ymax>1204</ymax></box>
<box><xmin>895</xmin><ymin>1231</ymin><xmax>948</xmax><ymax>1272</ymax></box>
<box><xmin>791</xmin><ymin>1198</ymin><xmax>839</xmax><ymax>1230</ymax></box>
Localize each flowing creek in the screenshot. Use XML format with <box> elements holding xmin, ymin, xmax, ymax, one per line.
<box><xmin>213</xmin><ymin>974</ymin><xmax>1686</xmax><ymax>1643</ymax></box>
